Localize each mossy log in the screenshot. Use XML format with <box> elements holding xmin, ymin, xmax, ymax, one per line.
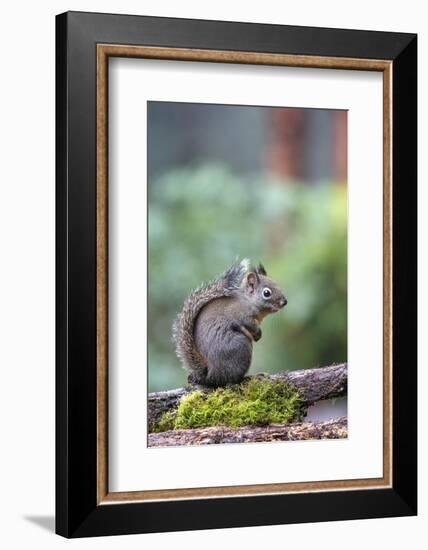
<box><xmin>148</xmin><ymin>416</ymin><xmax>347</xmax><ymax>447</ymax></box>
<box><xmin>148</xmin><ymin>363</ymin><xmax>347</xmax><ymax>430</ymax></box>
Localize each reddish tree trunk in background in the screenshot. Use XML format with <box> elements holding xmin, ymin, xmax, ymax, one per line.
<box><xmin>266</xmin><ymin>108</ymin><xmax>305</xmax><ymax>180</ymax></box>
<box><xmin>265</xmin><ymin>108</ymin><xmax>347</xmax><ymax>184</ymax></box>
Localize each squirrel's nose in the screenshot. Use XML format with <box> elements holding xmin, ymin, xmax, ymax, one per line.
<box><xmin>280</xmin><ymin>296</ymin><xmax>288</xmax><ymax>308</ymax></box>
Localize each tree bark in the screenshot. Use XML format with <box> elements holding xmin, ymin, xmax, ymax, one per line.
<box><xmin>148</xmin><ymin>363</ymin><xmax>347</xmax><ymax>430</ymax></box>
<box><xmin>265</xmin><ymin>363</ymin><xmax>347</xmax><ymax>404</ymax></box>
<box><xmin>148</xmin><ymin>416</ymin><xmax>347</xmax><ymax>447</ymax></box>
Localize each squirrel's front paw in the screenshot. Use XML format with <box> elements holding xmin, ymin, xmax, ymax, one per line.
<box><xmin>253</xmin><ymin>327</ymin><xmax>262</xmax><ymax>342</ymax></box>
<box><xmin>240</xmin><ymin>321</ymin><xmax>262</xmax><ymax>342</ymax></box>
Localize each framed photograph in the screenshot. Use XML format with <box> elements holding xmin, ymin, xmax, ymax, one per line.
<box><xmin>56</xmin><ymin>11</ymin><xmax>417</xmax><ymax>538</ymax></box>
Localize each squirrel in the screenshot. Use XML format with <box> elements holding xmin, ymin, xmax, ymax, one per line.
<box><xmin>173</xmin><ymin>259</ymin><xmax>287</xmax><ymax>387</ymax></box>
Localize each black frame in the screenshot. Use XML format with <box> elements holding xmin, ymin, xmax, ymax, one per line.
<box><xmin>56</xmin><ymin>11</ymin><xmax>417</xmax><ymax>538</ymax></box>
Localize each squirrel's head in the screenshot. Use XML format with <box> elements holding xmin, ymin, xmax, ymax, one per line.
<box><xmin>243</xmin><ymin>262</ymin><xmax>287</xmax><ymax>316</ymax></box>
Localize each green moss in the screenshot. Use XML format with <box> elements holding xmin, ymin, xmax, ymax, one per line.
<box><xmin>153</xmin><ymin>410</ymin><xmax>177</xmax><ymax>433</ymax></box>
<box><xmin>155</xmin><ymin>378</ymin><xmax>305</xmax><ymax>431</ymax></box>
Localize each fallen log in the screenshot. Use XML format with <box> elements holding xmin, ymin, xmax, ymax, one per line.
<box><xmin>148</xmin><ymin>363</ymin><xmax>347</xmax><ymax>430</ymax></box>
<box><xmin>148</xmin><ymin>416</ymin><xmax>347</xmax><ymax>447</ymax></box>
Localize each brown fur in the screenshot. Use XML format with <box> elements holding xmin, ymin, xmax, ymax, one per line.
<box><xmin>173</xmin><ymin>260</ymin><xmax>287</xmax><ymax>387</ymax></box>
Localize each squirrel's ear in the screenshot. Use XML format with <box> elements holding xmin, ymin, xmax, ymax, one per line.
<box><xmin>246</xmin><ymin>272</ymin><xmax>259</xmax><ymax>292</ymax></box>
<box><xmin>256</xmin><ymin>262</ymin><xmax>267</xmax><ymax>276</ymax></box>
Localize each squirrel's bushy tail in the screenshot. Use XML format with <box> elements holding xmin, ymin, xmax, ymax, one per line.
<box><xmin>172</xmin><ymin>259</ymin><xmax>249</xmax><ymax>383</ymax></box>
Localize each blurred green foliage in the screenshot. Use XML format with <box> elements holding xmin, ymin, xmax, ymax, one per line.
<box><xmin>148</xmin><ymin>164</ymin><xmax>347</xmax><ymax>392</ymax></box>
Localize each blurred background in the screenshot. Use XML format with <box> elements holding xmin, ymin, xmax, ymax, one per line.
<box><xmin>147</xmin><ymin>101</ymin><xmax>347</xmax><ymax>415</ymax></box>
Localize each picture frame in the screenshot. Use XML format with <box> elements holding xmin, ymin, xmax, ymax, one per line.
<box><xmin>56</xmin><ymin>11</ymin><xmax>417</xmax><ymax>538</ymax></box>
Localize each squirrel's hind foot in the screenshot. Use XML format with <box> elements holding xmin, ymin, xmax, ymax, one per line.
<box><xmin>187</xmin><ymin>372</ymin><xmax>212</xmax><ymax>391</ymax></box>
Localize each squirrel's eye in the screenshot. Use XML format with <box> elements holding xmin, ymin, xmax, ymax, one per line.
<box><xmin>263</xmin><ymin>287</ymin><xmax>272</xmax><ymax>299</ymax></box>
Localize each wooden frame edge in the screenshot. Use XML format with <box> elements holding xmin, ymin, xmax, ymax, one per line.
<box><xmin>96</xmin><ymin>44</ymin><xmax>393</xmax><ymax>504</ymax></box>
<box><xmin>383</xmin><ymin>62</ymin><xmax>393</xmax><ymax>489</ymax></box>
<box><xmin>98</xmin><ymin>44</ymin><xmax>391</xmax><ymax>71</ymax></box>
<box><xmin>97</xmin><ymin>45</ymin><xmax>109</xmax><ymax>503</ymax></box>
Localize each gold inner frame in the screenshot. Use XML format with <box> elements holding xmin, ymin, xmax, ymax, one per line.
<box><xmin>96</xmin><ymin>44</ymin><xmax>393</xmax><ymax>505</ymax></box>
